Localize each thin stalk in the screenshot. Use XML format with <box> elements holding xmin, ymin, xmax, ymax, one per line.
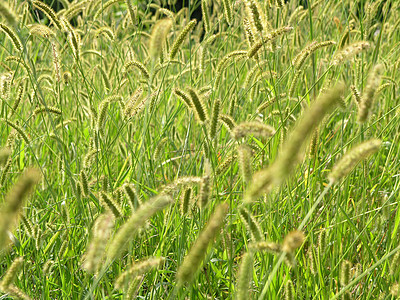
<box><xmin>258</xmin><ymin>181</ymin><xmax>333</xmax><ymax>299</ymax></box>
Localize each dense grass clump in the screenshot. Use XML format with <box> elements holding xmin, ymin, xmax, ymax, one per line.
<box><xmin>1</xmin><ymin>0</ymin><xmax>400</xmax><ymax>299</ymax></box>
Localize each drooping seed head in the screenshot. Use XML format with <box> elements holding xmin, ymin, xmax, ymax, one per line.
<box><xmin>282</xmin><ymin>230</ymin><xmax>305</xmax><ymax>253</ymax></box>
<box><xmin>239</xmin><ymin>207</ymin><xmax>263</xmax><ymax>241</ymax></box>
<box><xmin>177</xmin><ymin>203</ymin><xmax>229</xmax><ymax>285</ymax></box>
<box><xmin>328</xmin><ymin>139</ymin><xmax>382</xmax><ymax>184</ymax></box>
<box><xmin>169</xmin><ymin>19</ymin><xmax>197</xmax><ymax>60</ymax></box>
<box><xmin>235</xmin><ymin>250</ymin><xmax>255</xmax><ymax>300</ymax></box>
<box><xmin>357</xmin><ymin>64</ymin><xmax>384</xmax><ymax>123</ymax></box>
<box><xmin>232</xmin><ymin>122</ymin><xmax>276</xmax><ymax>140</ymax></box>
<box><xmin>149</xmin><ymin>19</ymin><xmax>173</xmax><ymax>60</ymax></box>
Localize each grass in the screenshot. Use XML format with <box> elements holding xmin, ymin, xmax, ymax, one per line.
<box><xmin>1</xmin><ymin>0</ymin><xmax>400</xmax><ymax>299</ymax></box>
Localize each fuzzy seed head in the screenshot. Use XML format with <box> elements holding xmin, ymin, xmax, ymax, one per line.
<box><xmin>329</xmin><ymin>139</ymin><xmax>381</xmax><ymax>184</ymax></box>
<box><xmin>82</xmin><ymin>213</ymin><xmax>115</xmax><ymax>274</ymax></box>
<box><xmin>331</xmin><ymin>41</ymin><xmax>370</xmax><ymax>65</ymax></box>
<box><xmin>177</xmin><ymin>203</ymin><xmax>228</xmax><ymax>285</ymax></box>
<box><xmin>187</xmin><ymin>88</ymin><xmax>208</xmax><ymax>123</ymax></box>
<box><xmin>0</xmin><ymin>257</ymin><xmax>24</xmax><ymax>290</ymax></box>
<box><xmin>170</xmin><ymin>19</ymin><xmax>197</xmax><ymax>60</ymax></box>
<box><xmin>149</xmin><ymin>19</ymin><xmax>173</xmax><ymax>60</ymax></box>
<box><xmin>107</xmin><ymin>194</ymin><xmax>173</xmax><ymax>261</ymax></box>
<box><xmin>233</xmin><ymin>122</ymin><xmax>276</xmax><ymax>140</ymax></box>
<box><xmin>282</xmin><ymin>230</ymin><xmax>305</xmax><ymax>253</ymax></box>
<box><xmin>340</xmin><ymin>260</ymin><xmax>352</xmax><ymax>286</ymax></box>
<box><xmin>238</xmin><ymin>145</ymin><xmax>253</xmax><ymax>185</ymax></box>
<box><xmin>357</xmin><ymin>64</ymin><xmax>384</xmax><ymax>123</ymax></box>
<box><xmin>239</xmin><ymin>207</ymin><xmax>263</xmax><ymax>241</ymax></box>
<box><xmin>235</xmin><ymin>250</ymin><xmax>255</xmax><ymax>300</ymax></box>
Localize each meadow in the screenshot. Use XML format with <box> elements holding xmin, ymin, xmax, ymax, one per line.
<box><xmin>1</xmin><ymin>0</ymin><xmax>400</xmax><ymax>299</ymax></box>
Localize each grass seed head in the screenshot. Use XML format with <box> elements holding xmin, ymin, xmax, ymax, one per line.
<box><xmin>239</xmin><ymin>207</ymin><xmax>263</xmax><ymax>241</ymax></box>
<box><xmin>233</xmin><ymin>122</ymin><xmax>276</xmax><ymax>140</ymax></box>
<box><xmin>0</xmin><ymin>2</ymin><xmax>18</xmax><ymax>26</ymax></box>
<box><xmin>0</xmin><ymin>23</ymin><xmax>23</xmax><ymax>51</ymax></box>
<box><xmin>238</xmin><ymin>145</ymin><xmax>253</xmax><ymax>185</ymax></box>
<box><xmin>149</xmin><ymin>19</ymin><xmax>173</xmax><ymax>60</ymax></box>
<box><xmin>329</xmin><ymin>139</ymin><xmax>382</xmax><ymax>184</ymax></box>
<box><xmin>180</xmin><ymin>187</ymin><xmax>192</xmax><ymax>215</ymax></box>
<box><xmin>282</xmin><ymin>230</ymin><xmax>305</xmax><ymax>253</ymax></box>
<box><xmin>199</xmin><ymin>175</ymin><xmax>211</xmax><ymax>208</ymax></box>
<box><xmin>209</xmin><ymin>99</ymin><xmax>221</xmax><ymax>139</ymax></box>
<box><xmin>32</xmin><ymin>0</ymin><xmax>62</xmax><ymax>30</ymax></box>
<box><xmin>235</xmin><ymin>250</ymin><xmax>255</xmax><ymax>300</ymax></box>
<box><xmin>340</xmin><ymin>260</ymin><xmax>352</xmax><ymax>286</ymax></box>
<box><xmin>0</xmin><ymin>257</ymin><xmax>24</xmax><ymax>290</ymax></box>
<box><xmin>331</xmin><ymin>41</ymin><xmax>370</xmax><ymax>65</ymax></box>
<box><xmin>176</xmin><ymin>202</ymin><xmax>228</xmax><ymax>286</ymax></box>
<box><xmin>115</xmin><ymin>257</ymin><xmax>165</xmax><ymax>289</ymax></box>
<box><xmin>284</xmin><ymin>280</ymin><xmax>295</xmax><ymax>300</ymax></box>
<box><xmin>169</xmin><ymin>19</ymin><xmax>197</xmax><ymax>60</ymax></box>
<box><xmin>0</xmin><ymin>147</ymin><xmax>11</xmax><ymax>167</ymax></box>
<box><xmin>357</xmin><ymin>64</ymin><xmax>384</xmax><ymax>123</ymax></box>
<box><xmin>107</xmin><ymin>194</ymin><xmax>173</xmax><ymax>261</ymax></box>
<box><xmin>187</xmin><ymin>88</ymin><xmax>208</xmax><ymax>123</ymax></box>
<box><xmin>82</xmin><ymin>213</ymin><xmax>115</xmax><ymax>274</ymax></box>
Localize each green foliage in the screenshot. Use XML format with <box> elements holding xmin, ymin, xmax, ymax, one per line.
<box><xmin>1</xmin><ymin>0</ymin><xmax>400</xmax><ymax>299</ymax></box>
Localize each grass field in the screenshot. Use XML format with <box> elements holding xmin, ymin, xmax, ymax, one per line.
<box><xmin>1</xmin><ymin>0</ymin><xmax>400</xmax><ymax>299</ymax></box>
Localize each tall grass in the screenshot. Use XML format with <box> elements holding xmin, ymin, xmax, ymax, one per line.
<box><xmin>1</xmin><ymin>0</ymin><xmax>400</xmax><ymax>299</ymax></box>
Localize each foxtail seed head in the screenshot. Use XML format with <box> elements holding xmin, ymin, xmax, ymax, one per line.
<box><xmin>0</xmin><ymin>2</ymin><xmax>18</xmax><ymax>26</ymax></box>
<box><xmin>390</xmin><ymin>251</ymin><xmax>400</xmax><ymax>276</ymax></box>
<box><xmin>328</xmin><ymin>139</ymin><xmax>381</xmax><ymax>184</ymax></box>
<box><xmin>293</xmin><ymin>40</ymin><xmax>336</xmax><ymax>69</ymax></box>
<box><xmin>107</xmin><ymin>194</ymin><xmax>173</xmax><ymax>261</ymax></box>
<box><xmin>331</xmin><ymin>41</ymin><xmax>370</xmax><ymax>65</ymax></box>
<box><xmin>201</xmin><ymin>0</ymin><xmax>211</xmax><ymax>33</ymax></box>
<box><xmin>3</xmin><ymin>168</ymin><xmax>42</xmax><ymax>215</ymax></box>
<box><xmin>219</xmin><ymin>114</ymin><xmax>236</xmax><ymax>132</ymax></box>
<box><xmin>115</xmin><ymin>257</ymin><xmax>165</xmax><ymax>289</ymax></box>
<box><xmin>209</xmin><ymin>99</ymin><xmax>221</xmax><ymax>139</ymax></box>
<box><xmin>239</xmin><ymin>207</ymin><xmax>263</xmax><ymax>241</ymax></box>
<box><xmin>173</xmin><ymin>88</ymin><xmax>192</xmax><ymax>109</ymax></box>
<box><xmin>350</xmin><ymin>85</ymin><xmax>361</xmax><ymax>106</ymax></box>
<box><xmin>180</xmin><ymin>187</ymin><xmax>192</xmax><ymax>215</ymax></box>
<box><xmin>0</xmin><ymin>23</ymin><xmax>23</xmax><ymax>51</ymax></box>
<box><xmin>221</xmin><ymin>0</ymin><xmax>233</xmax><ymax>25</ymax></box>
<box><xmin>250</xmin><ymin>241</ymin><xmax>282</xmax><ymax>254</ymax></box>
<box><xmin>235</xmin><ymin>250</ymin><xmax>255</xmax><ymax>300</ymax></box>
<box><xmin>149</xmin><ymin>19</ymin><xmax>173</xmax><ymax>60</ymax></box>
<box><xmin>284</xmin><ymin>280</ymin><xmax>295</xmax><ymax>300</ymax></box>
<box><xmin>1</xmin><ymin>119</ymin><xmax>31</xmax><ymax>146</ymax></box>
<box><xmin>357</xmin><ymin>64</ymin><xmax>384</xmax><ymax>123</ymax></box>
<box><xmin>0</xmin><ymin>257</ymin><xmax>24</xmax><ymax>290</ymax></box>
<box><xmin>238</xmin><ymin>145</ymin><xmax>253</xmax><ymax>185</ymax></box>
<box><xmin>282</xmin><ymin>230</ymin><xmax>305</xmax><ymax>253</ymax></box>
<box><xmin>340</xmin><ymin>260</ymin><xmax>352</xmax><ymax>286</ymax></box>
<box><xmin>100</xmin><ymin>192</ymin><xmax>123</xmax><ymax>218</ymax></box>
<box><xmin>177</xmin><ymin>203</ymin><xmax>228</xmax><ymax>285</ymax></box>
<box><xmin>274</xmin><ymin>83</ymin><xmax>345</xmax><ymax>185</ymax></box>
<box><xmin>244</xmin><ymin>0</ymin><xmax>265</xmax><ymax>34</ymax></box>
<box><xmin>169</xmin><ymin>19</ymin><xmax>197</xmax><ymax>60</ymax></box>
<box><xmin>216</xmin><ymin>154</ymin><xmax>237</xmax><ymax>175</ymax></box>
<box><xmin>187</xmin><ymin>88</ymin><xmax>208</xmax><ymax>123</ymax></box>
<box><xmin>123</xmin><ymin>60</ymin><xmax>150</xmax><ymax>80</ymax></box>
<box><xmin>0</xmin><ymin>147</ymin><xmax>11</xmax><ymax>167</ymax></box>
<box><xmin>123</xmin><ymin>183</ymin><xmax>139</xmax><ymax>209</ymax></box>
<box><xmin>199</xmin><ymin>175</ymin><xmax>211</xmax><ymax>209</ymax></box>
<box><xmin>32</xmin><ymin>0</ymin><xmax>62</xmax><ymax>30</ymax></box>
<box><xmin>82</xmin><ymin>213</ymin><xmax>115</xmax><ymax>274</ymax></box>
<box><xmin>248</xmin><ymin>26</ymin><xmax>293</xmax><ymax>58</ymax></box>
<box><xmin>161</xmin><ymin>176</ymin><xmax>202</xmax><ymax>195</ymax></box>
<box><xmin>233</xmin><ymin>122</ymin><xmax>276</xmax><ymax>140</ymax></box>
